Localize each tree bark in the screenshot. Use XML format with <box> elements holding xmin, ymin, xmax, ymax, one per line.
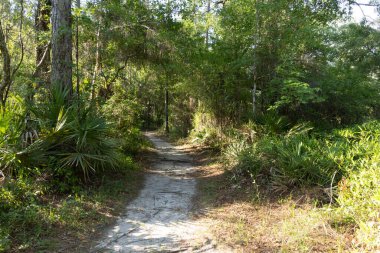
<box><xmin>165</xmin><ymin>86</ymin><xmax>169</xmax><ymax>133</ymax></box>
<box><xmin>51</xmin><ymin>0</ymin><xmax>73</xmax><ymax>98</ymax></box>
<box><xmin>35</xmin><ymin>0</ymin><xmax>51</xmax><ymax>81</ymax></box>
<box><xmin>0</xmin><ymin>20</ymin><xmax>11</xmax><ymax>108</ymax></box>
<box><xmin>252</xmin><ymin>0</ymin><xmax>260</xmax><ymax>117</ymax></box>
<box><xmin>27</xmin><ymin>0</ymin><xmax>52</xmax><ymax>105</ymax></box>
<box><xmin>91</xmin><ymin>27</ymin><xmax>100</xmax><ymax>100</ymax></box>
<box><xmin>75</xmin><ymin>0</ymin><xmax>80</xmax><ymax>100</ymax></box>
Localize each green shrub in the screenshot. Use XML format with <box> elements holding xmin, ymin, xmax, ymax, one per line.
<box><xmin>333</xmin><ymin>121</ymin><xmax>380</xmax><ymax>250</ymax></box>
<box><xmin>227</xmin><ymin>133</ymin><xmax>338</xmax><ymax>192</ymax></box>
<box><xmin>0</xmin><ymin>86</ymin><xmax>126</xmax><ymax>191</ymax></box>
<box><xmin>0</xmin><ymin>178</ymin><xmax>49</xmax><ymax>251</ymax></box>
<box><xmin>225</xmin><ymin>119</ymin><xmax>380</xmax><ymax>249</ymax></box>
<box><xmin>20</xmin><ymin>108</ymin><xmax>120</xmax><ymax>183</ymax></box>
<box><xmin>223</xmin><ymin>138</ymin><xmax>257</xmax><ymax>180</ymax></box>
<box><xmin>256</xmin><ymin>111</ymin><xmax>290</xmax><ymax>135</ymax></box>
<box><xmin>265</xmin><ymin>136</ymin><xmax>332</xmax><ymax>189</ymax></box>
<box><xmin>102</xmin><ymin>88</ymin><xmax>144</xmax><ymax>154</ymax></box>
<box><xmin>0</xmin><ymin>96</ymin><xmax>25</xmax><ymax>175</ymax></box>
<box><xmin>0</xmin><ymin>226</ymin><xmax>10</xmax><ymax>252</ymax></box>
<box><xmin>336</xmin><ymin>165</ymin><xmax>380</xmax><ymax>250</ymax></box>
<box><xmin>189</xmin><ymin>110</ymin><xmax>224</xmax><ymax>148</ymax></box>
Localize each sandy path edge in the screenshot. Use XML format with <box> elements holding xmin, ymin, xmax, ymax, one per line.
<box><xmin>92</xmin><ymin>132</ymin><xmax>219</xmax><ymax>253</ymax></box>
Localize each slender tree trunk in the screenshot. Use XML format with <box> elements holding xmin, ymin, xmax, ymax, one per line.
<box><xmin>252</xmin><ymin>76</ymin><xmax>257</xmax><ymax>115</ymax></box>
<box><xmin>252</xmin><ymin>0</ymin><xmax>259</xmax><ymax>117</ymax></box>
<box><xmin>91</xmin><ymin>27</ymin><xmax>100</xmax><ymax>100</ymax></box>
<box><xmin>0</xmin><ymin>0</ymin><xmax>24</xmax><ymax>108</ymax></box>
<box><xmin>0</xmin><ymin>20</ymin><xmax>11</xmax><ymax>108</ymax></box>
<box><xmin>35</xmin><ymin>0</ymin><xmax>51</xmax><ymax>81</ymax></box>
<box><xmin>165</xmin><ymin>85</ymin><xmax>169</xmax><ymax>133</ymax></box>
<box><xmin>29</xmin><ymin>0</ymin><xmax>51</xmax><ymax>105</ymax></box>
<box><xmin>51</xmin><ymin>0</ymin><xmax>73</xmax><ymax>98</ymax></box>
<box><xmin>0</xmin><ymin>0</ymin><xmax>24</xmax><ymax>109</ymax></box>
<box><xmin>205</xmin><ymin>0</ymin><xmax>211</xmax><ymax>47</ymax></box>
<box><xmin>75</xmin><ymin>0</ymin><xmax>80</xmax><ymax>100</ymax></box>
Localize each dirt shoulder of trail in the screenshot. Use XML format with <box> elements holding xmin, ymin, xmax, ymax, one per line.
<box><xmin>52</xmin><ymin>153</ymin><xmax>150</xmax><ymax>253</ymax></box>
<box><xmin>175</xmin><ymin>141</ymin><xmax>353</xmax><ymax>253</ymax></box>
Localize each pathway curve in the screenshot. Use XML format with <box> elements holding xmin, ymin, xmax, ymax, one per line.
<box><xmin>93</xmin><ymin>132</ymin><xmax>219</xmax><ymax>252</ymax></box>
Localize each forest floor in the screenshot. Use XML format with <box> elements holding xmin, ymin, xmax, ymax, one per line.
<box><xmin>42</xmin><ymin>170</ymin><xmax>145</xmax><ymax>253</ymax></box>
<box><xmin>184</xmin><ymin>146</ymin><xmax>353</xmax><ymax>253</ymax></box>
<box><xmin>7</xmin><ymin>163</ymin><xmax>145</xmax><ymax>252</ymax></box>
<box><xmin>90</xmin><ymin>133</ymin><xmax>353</xmax><ymax>253</ymax></box>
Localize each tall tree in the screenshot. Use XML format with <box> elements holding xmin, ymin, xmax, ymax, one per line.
<box><xmin>51</xmin><ymin>0</ymin><xmax>73</xmax><ymax>97</ymax></box>
<box><xmin>0</xmin><ymin>19</ymin><xmax>12</xmax><ymax>107</ymax></box>
<box><xmin>0</xmin><ymin>0</ymin><xmax>24</xmax><ymax>108</ymax></box>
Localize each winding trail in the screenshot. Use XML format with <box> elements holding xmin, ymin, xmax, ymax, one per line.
<box><xmin>93</xmin><ymin>132</ymin><xmax>219</xmax><ymax>252</ymax></box>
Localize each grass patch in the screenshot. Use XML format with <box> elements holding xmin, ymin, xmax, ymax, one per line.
<box><xmin>195</xmin><ymin>171</ymin><xmax>352</xmax><ymax>252</ymax></box>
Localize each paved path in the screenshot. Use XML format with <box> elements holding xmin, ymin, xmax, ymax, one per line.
<box><xmin>93</xmin><ymin>132</ymin><xmax>218</xmax><ymax>252</ymax></box>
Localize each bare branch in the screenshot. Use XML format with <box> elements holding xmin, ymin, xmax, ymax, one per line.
<box><xmin>34</xmin><ymin>42</ymin><xmax>51</xmax><ymax>75</ymax></box>
<box><xmin>348</xmin><ymin>0</ymin><xmax>380</xmax><ymax>7</ymax></box>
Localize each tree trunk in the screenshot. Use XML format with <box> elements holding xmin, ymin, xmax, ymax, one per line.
<box><xmin>0</xmin><ymin>20</ymin><xmax>12</xmax><ymax>108</ymax></box>
<box><xmin>0</xmin><ymin>1</ymin><xmax>24</xmax><ymax>108</ymax></box>
<box><xmin>252</xmin><ymin>75</ymin><xmax>257</xmax><ymax>116</ymax></box>
<box><xmin>165</xmin><ymin>86</ymin><xmax>169</xmax><ymax>133</ymax></box>
<box><xmin>75</xmin><ymin>0</ymin><xmax>80</xmax><ymax>100</ymax></box>
<box><xmin>35</xmin><ymin>0</ymin><xmax>51</xmax><ymax>81</ymax></box>
<box><xmin>205</xmin><ymin>0</ymin><xmax>211</xmax><ymax>47</ymax></box>
<box><xmin>91</xmin><ymin>27</ymin><xmax>100</xmax><ymax>101</ymax></box>
<box><xmin>252</xmin><ymin>0</ymin><xmax>260</xmax><ymax>117</ymax></box>
<box><xmin>51</xmin><ymin>0</ymin><xmax>73</xmax><ymax>98</ymax></box>
<box><xmin>28</xmin><ymin>0</ymin><xmax>52</xmax><ymax>105</ymax></box>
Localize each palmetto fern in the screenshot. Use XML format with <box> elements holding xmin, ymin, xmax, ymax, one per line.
<box><xmin>57</xmin><ymin>108</ymin><xmax>120</xmax><ymax>179</ymax></box>
<box><xmin>21</xmin><ymin>86</ymin><xmax>122</xmax><ymax>181</ymax></box>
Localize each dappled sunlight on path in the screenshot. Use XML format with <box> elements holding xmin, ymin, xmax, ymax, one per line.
<box><xmin>93</xmin><ymin>133</ymin><xmax>221</xmax><ymax>252</ymax></box>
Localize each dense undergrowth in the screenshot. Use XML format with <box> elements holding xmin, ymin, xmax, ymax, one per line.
<box><xmin>189</xmin><ymin>112</ymin><xmax>380</xmax><ymax>251</ymax></box>
<box><xmin>0</xmin><ymin>87</ymin><xmax>145</xmax><ymax>252</ymax></box>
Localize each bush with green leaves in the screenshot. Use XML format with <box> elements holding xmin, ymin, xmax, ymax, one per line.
<box><xmin>0</xmin><ymin>96</ymin><xmax>26</xmax><ymax>174</ymax></box>
<box><xmin>0</xmin><ymin>86</ymin><xmax>142</xmax><ymax>249</ymax></box>
<box><xmin>226</xmin><ymin>120</ymin><xmax>380</xmax><ymax>193</ymax></box>
<box><xmin>102</xmin><ymin>87</ymin><xmax>144</xmax><ymax>154</ymax></box>
<box><xmin>224</xmin><ymin>120</ymin><xmax>337</xmax><ymax>190</ymax></box>
<box><xmin>333</xmin><ymin>121</ymin><xmax>380</xmax><ymax>250</ymax></box>
<box><xmin>1</xmin><ymin>86</ymin><xmax>124</xmax><ymax>191</ymax></box>
<box><xmin>30</xmin><ymin>105</ymin><xmax>120</xmax><ymax>186</ymax></box>
<box><xmin>0</xmin><ymin>177</ymin><xmax>49</xmax><ymax>251</ymax></box>
<box><xmin>188</xmin><ymin>110</ymin><xmax>224</xmax><ymax>149</ymax></box>
<box><xmin>225</xmin><ymin>119</ymin><xmax>380</xmax><ymax>249</ymax></box>
<box><xmin>228</xmin><ymin>134</ymin><xmax>338</xmax><ymax>192</ymax></box>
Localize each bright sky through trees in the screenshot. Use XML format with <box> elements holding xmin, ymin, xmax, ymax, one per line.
<box><xmin>351</xmin><ymin>1</ymin><xmax>379</xmax><ymax>24</ymax></box>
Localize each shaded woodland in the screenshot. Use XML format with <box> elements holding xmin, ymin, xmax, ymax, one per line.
<box><xmin>0</xmin><ymin>0</ymin><xmax>379</xmax><ymax>251</ymax></box>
